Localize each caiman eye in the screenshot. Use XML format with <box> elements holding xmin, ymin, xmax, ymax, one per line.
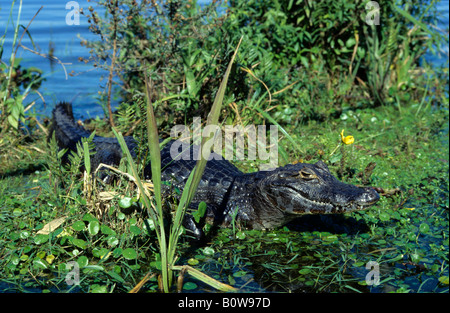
<box><xmin>299</xmin><ymin>169</ymin><xmax>317</xmax><ymax>180</ymax></box>
<box><xmin>279</xmin><ymin>169</ymin><xmax>317</xmax><ymax>180</ymax></box>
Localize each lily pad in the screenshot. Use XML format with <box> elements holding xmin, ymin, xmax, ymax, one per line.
<box><xmin>183</xmin><ymin>282</ymin><xmax>198</xmax><ymax>290</ymax></box>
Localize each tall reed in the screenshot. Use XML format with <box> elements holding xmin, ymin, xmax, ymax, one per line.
<box><xmin>113</xmin><ymin>37</ymin><xmax>242</xmax><ymax>292</ymax></box>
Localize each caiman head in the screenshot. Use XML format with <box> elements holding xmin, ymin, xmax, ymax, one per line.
<box><xmin>251</xmin><ymin>160</ymin><xmax>380</xmax><ymax>228</ymax></box>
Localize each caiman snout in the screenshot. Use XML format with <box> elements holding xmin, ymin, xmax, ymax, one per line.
<box><xmin>331</xmin><ymin>186</ymin><xmax>380</xmax><ymax>212</ymax></box>
<box><xmin>356</xmin><ymin>187</ymin><xmax>380</xmax><ymax>206</ymax></box>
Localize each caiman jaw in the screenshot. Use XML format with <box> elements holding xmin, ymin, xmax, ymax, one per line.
<box><xmin>291</xmin><ymin>199</ymin><xmax>369</xmax><ymax>214</ymax></box>
<box><xmin>271</xmin><ymin>185</ymin><xmax>380</xmax><ymax>215</ymax></box>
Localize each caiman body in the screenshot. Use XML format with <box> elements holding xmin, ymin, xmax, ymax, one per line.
<box><xmin>51</xmin><ymin>102</ymin><xmax>379</xmax><ymax>235</ymax></box>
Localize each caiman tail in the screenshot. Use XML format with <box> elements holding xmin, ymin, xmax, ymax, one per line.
<box><xmin>49</xmin><ymin>102</ymin><xmax>138</xmax><ymax>170</ymax></box>
<box><xmin>50</xmin><ymin>101</ymin><xmax>93</xmax><ymax>152</ymax></box>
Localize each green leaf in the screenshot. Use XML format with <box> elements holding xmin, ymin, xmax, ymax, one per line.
<box><xmin>438</xmin><ymin>276</ymin><xmax>449</xmax><ymax>285</ymax></box>
<box><xmin>379</xmin><ymin>212</ymin><xmax>390</xmax><ymax>222</ymax></box>
<box><xmin>10</xmin><ymin>255</ymin><xmax>20</xmax><ymax>266</ymax></box>
<box><xmin>185</xmin><ymin>69</ymin><xmax>198</xmax><ymax>97</ymax></box>
<box><xmin>202</xmin><ymin>247</ymin><xmax>215</xmax><ymax>256</ymax></box>
<box><xmin>72</xmin><ymin>221</ymin><xmax>86</xmax><ymax>231</ymax></box>
<box><xmin>37</xmin><ymin>251</ymin><xmax>46</xmax><ymax>259</ymax></box>
<box><xmin>82</xmin><ymin>213</ymin><xmax>98</xmax><ymax>223</ymax></box>
<box><xmin>143</xmin><ymin>219</ymin><xmax>155</xmax><ymax>232</ymax></box>
<box><xmin>83</xmin><ymin>141</ymin><xmax>91</xmax><ymax>175</ymax></box>
<box><xmin>187</xmin><ymin>258</ymin><xmax>199</xmax><ymax>266</ymax></box>
<box><xmin>84</xmin><ymin>265</ymin><xmax>104</xmax><ymax>272</ymax></box>
<box><xmin>8</xmin><ymin>115</ymin><xmax>18</xmax><ymax>129</ymax></box>
<box><xmin>90</xmin><ymin>284</ymin><xmax>107</xmax><ymax>293</ymax></box>
<box><xmin>112</xmin><ymin>248</ymin><xmax>123</xmax><ymax>258</ymax></box>
<box><xmin>107</xmin><ymin>236</ymin><xmax>119</xmax><ymax>247</ymax></box>
<box><xmin>88</xmin><ymin>221</ymin><xmax>100</xmax><ymax>236</ymax></box>
<box><xmin>77</xmin><ymin>255</ymin><xmax>89</xmax><ymax>267</ymax></box>
<box><xmin>130</xmin><ymin>225</ymin><xmax>141</xmax><ymax>236</ymax></box>
<box><xmin>72</xmin><ymin>238</ymin><xmax>87</xmax><ymax>249</ymax></box>
<box><xmin>410</xmin><ymin>252</ymin><xmax>421</xmax><ymax>263</ymax></box>
<box><xmin>34</xmin><ymin>234</ymin><xmax>49</xmax><ymax>245</ymax></box>
<box><xmin>93</xmin><ymin>248</ymin><xmax>109</xmax><ymax>259</ymax></box>
<box><xmin>236</xmin><ymin>231</ymin><xmax>246</xmax><ymax>240</ymax></box>
<box><xmin>122</xmin><ymin>248</ymin><xmax>137</xmax><ymax>260</ymax></box>
<box><xmin>323</xmin><ymin>235</ymin><xmax>338</xmax><ymax>241</ymax></box>
<box><xmin>329</xmin><ymin>153</ymin><xmax>342</xmax><ymax>164</ymax></box>
<box><xmin>107</xmin><ymin>270</ymin><xmax>126</xmax><ymax>284</ymax></box>
<box><xmin>193</xmin><ymin>201</ymin><xmax>207</xmax><ymax>223</ymax></box>
<box><xmin>299</xmin><ymin>268</ymin><xmax>311</xmax><ymax>275</ymax></box>
<box><xmin>119</xmin><ymin>197</ymin><xmax>133</xmax><ymax>209</ymax></box>
<box><xmin>101</xmin><ymin>225</ymin><xmax>115</xmax><ymax>235</ymax></box>
<box><xmin>33</xmin><ymin>258</ymin><xmax>48</xmax><ymax>270</ymax></box>
<box><xmin>419</xmin><ymin>223</ymin><xmax>430</xmax><ymax>233</ymax></box>
<box><xmin>183</xmin><ymin>282</ymin><xmax>198</xmax><ymax>290</ymax></box>
<box><xmin>346</xmin><ymin>37</ymin><xmax>356</xmax><ymax>48</ymax></box>
<box><xmin>20</xmin><ymin>231</ymin><xmax>30</xmax><ymax>239</ymax></box>
<box><xmin>233</xmin><ymin>270</ymin><xmax>247</xmax><ymax>278</ymax></box>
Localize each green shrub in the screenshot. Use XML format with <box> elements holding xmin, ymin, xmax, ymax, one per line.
<box><xmin>81</xmin><ymin>0</ymin><xmax>446</xmax><ymax>131</ymax></box>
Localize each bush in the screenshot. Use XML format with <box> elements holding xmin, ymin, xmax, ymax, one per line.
<box><xmin>80</xmin><ymin>0</ymin><xmax>447</xmax><ymax>131</ymax></box>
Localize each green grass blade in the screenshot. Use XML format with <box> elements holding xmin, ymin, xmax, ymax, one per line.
<box><xmin>168</xmin><ymin>37</ymin><xmax>243</xmax><ymax>269</ymax></box>
<box><xmin>143</xmin><ymin>74</ymin><xmax>162</xmax><ymax>212</ymax></box>
<box><xmin>112</xmin><ymin>127</ymin><xmax>172</xmax><ymax>292</ymax></box>
<box><xmin>393</xmin><ymin>5</ymin><xmax>436</xmax><ymax>38</ymax></box>
<box><xmin>172</xmin><ymin>265</ymin><xmax>237</xmax><ymax>292</ymax></box>
<box><xmin>185</xmin><ymin>37</ymin><xmax>243</xmax><ymax>206</ymax></box>
<box><xmin>111</xmin><ymin>128</ymin><xmax>158</xmax><ymax>226</ymax></box>
<box><xmin>82</xmin><ymin>141</ymin><xmax>91</xmax><ymax>176</ymax></box>
<box><xmin>142</xmin><ymin>71</ymin><xmax>171</xmax><ymax>292</ymax></box>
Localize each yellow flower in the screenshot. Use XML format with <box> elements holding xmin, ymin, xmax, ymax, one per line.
<box><xmin>46</xmin><ymin>254</ymin><xmax>55</xmax><ymax>264</ymax></box>
<box><xmin>340</xmin><ymin>129</ymin><xmax>354</xmax><ymax>145</ymax></box>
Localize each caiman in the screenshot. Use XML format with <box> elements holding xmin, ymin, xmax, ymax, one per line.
<box><xmin>50</xmin><ymin>102</ymin><xmax>380</xmax><ymax>238</ymax></box>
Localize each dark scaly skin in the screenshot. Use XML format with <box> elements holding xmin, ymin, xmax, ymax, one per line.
<box><xmin>50</xmin><ymin>102</ymin><xmax>380</xmax><ymax>237</ymax></box>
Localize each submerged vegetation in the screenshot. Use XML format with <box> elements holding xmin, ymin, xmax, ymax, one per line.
<box><xmin>0</xmin><ymin>0</ymin><xmax>448</xmax><ymax>293</ymax></box>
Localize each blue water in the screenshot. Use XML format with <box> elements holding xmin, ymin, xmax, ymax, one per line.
<box><xmin>424</xmin><ymin>0</ymin><xmax>449</xmax><ymax>67</ymax></box>
<box><xmin>1</xmin><ymin>0</ymin><xmax>107</xmax><ymax>119</ymax></box>
<box><xmin>0</xmin><ymin>0</ymin><xmax>448</xmax><ymax>120</ymax></box>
